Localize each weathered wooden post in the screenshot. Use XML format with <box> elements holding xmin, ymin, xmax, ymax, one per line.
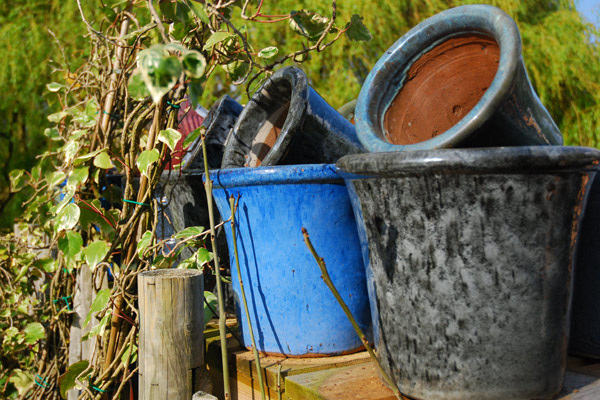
<box><xmin>139</xmin><ymin>269</ymin><xmax>204</xmax><ymax>399</ymax></box>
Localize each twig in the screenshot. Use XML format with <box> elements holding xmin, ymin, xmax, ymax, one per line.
<box><xmin>147</xmin><ymin>0</ymin><xmax>169</xmax><ymax>43</ymax></box>
<box><xmin>302</xmin><ymin>227</ymin><xmax>408</xmax><ymax>400</ymax></box>
<box><xmin>76</xmin><ymin>0</ymin><xmax>119</xmax><ymax>45</ymax></box>
<box><xmin>229</xmin><ymin>195</ymin><xmax>266</xmax><ymax>400</ymax></box>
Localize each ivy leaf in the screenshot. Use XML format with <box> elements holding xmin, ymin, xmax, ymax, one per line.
<box><xmin>344</xmin><ymin>14</ymin><xmax>372</xmax><ymax>42</ymax></box>
<box><xmin>58</xmin><ymin>231</ymin><xmax>84</xmax><ymax>260</ymax></box>
<box><xmin>67</xmin><ymin>166</ymin><xmax>89</xmax><ymax>188</ymax></box>
<box><xmin>58</xmin><ymin>360</ymin><xmax>89</xmax><ymax>399</ymax></box>
<box><xmin>48</xmin><ymin>111</ymin><xmax>68</xmax><ymax>123</ymax></box>
<box><xmin>182</xmin><ymin>50</ymin><xmax>207</xmax><ymax>79</ymax></box>
<box><xmin>203</xmin><ymin>31</ymin><xmax>236</xmax><ymax>50</ymax></box>
<box><xmin>258</xmin><ymin>46</ymin><xmax>278</xmax><ymax>59</ymax></box>
<box><xmin>82</xmin><ymin>313</ymin><xmax>110</xmax><ymax>342</ymax></box>
<box><xmin>121</xmin><ymin>343</ymin><xmax>138</xmax><ymax>365</ymax></box>
<box><xmin>137</xmin><ymin>46</ymin><xmax>182</xmax><ymax>103</ymax></box>
<box><xmin>93</xmin><ymin>151</ymin><xmax>114</xmax><ymax>169</ymax></box>
<box><xmin>159</xmin><ymin>0</ymin><xmax>191</xmax><ymax>23</ymax></box>
<box><xmin>187</xmin><ymin>78</ymin><xmax>205</xmax><ymax>107</ymax></box>
<box><xmin>196</xmin><ymin>247</ymin><xmax>213</xmax><ymax>264</ymax></box>
<box><xmin>9</xmin><ymin>169</ymin><xmax>28</xmax><ymax>192</ymax></box>
<box><xmin>158</xmin><ymin>128</ymin><xmax>183</xmax><ymax>152</ymax></box>
<box><xmin>83</xmin><ymin>289</ymin><xmax>111</xmax><ymax>328</ymax></box>
<box><xmin>222</xmin><ymin>59</ymin><xmax>249</xmax><ymax>84</ymax></box>
<box><xmin>128</xmin><ymin>69</ymin><xmax>150</xmax><ymax>101</ymax></box>
<box><xmin>289</xmin><ymin>10</ymin><xmax>331</xmax><ymax>41</ymax></box>
<box><xmin>24</xmin><ymin>322</ymin><xmax>45</xmax><ymax>344</ymax></box>
<box><xmin>183</xmin><ymin>127</ymin><xmax>203</xmax><ymax>149</ymax></box>
<box><xmin>48</xmin><ymin>171</ymin><xmax>67</xmax><ymax>188</ymax></box>
<box><xmin>136</xmin><ymin>148</ymin><xmax>160</xmax><ymax>177</ymax></box>
<box><xmin>83</xmin><ymin>241</ymin><xmax>109</xmax><ymax>270</ymax></box>
<box><xmin>56</xmin><ymin>203</ymin><xmax>80</xmax><ymax>232</ymax></box>
<box><xmin>9</xmin><ymin>369</ymin><xmax>33</xmax><ymax>396</ymax></box>
<box><xmin>44</xmin><ymin>127</ymin><xmax>62</xmax><ymax>141</ymax></box>
<box><xmin>74</xmin><ymin>148</ymin><xmax>105</xmax><ymax>165</ymax></box>
<box><xmin>137</xmin><ymin>230</ymin><xmax>153</xmax><ymax>258</ymax></box>
<box><xmin>174</xmin><ymin>226</ymin><xmax>205</xmax><ymax>239</ymax></box>
<box><xmin>47</xmin><ymin>82</ymin><xmax>65</xmax><ymax>92</ymax></box>
<box><xmin>204</xmin><ymin>291</ymin><xmax>218</xmax><ymax>326</ymax></box>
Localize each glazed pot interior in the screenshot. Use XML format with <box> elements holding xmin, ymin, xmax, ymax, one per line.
<box><xmin>384</xmin><ymin>33</ymin><xmax>500</xmax><ymax>145</ymax></box>
<box><xmin>248</xmin><ymin>81</ymin><xmax>292</xmax><ymax>167</ymax></box>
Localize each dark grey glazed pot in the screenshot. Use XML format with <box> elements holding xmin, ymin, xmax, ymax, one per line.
<box><xmin>569</xmin><ymin>171</ymin><xmax>600</xmax><ymax>358</ymax></box>
<box><xmin>221</xmin><ymin>66</ymin><xmax>363</xmax><ymax>168</ymax></box>
<box><xmin>355</xmin><ymin>4</ymin><xmax>563</xmax><ymax>152</ymax></box>
<box><xmin>337</xmin><ymin>146</ymin><xmax>600</xmax><ymax>400</ymax></box>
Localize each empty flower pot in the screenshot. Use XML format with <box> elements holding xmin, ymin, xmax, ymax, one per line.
<box><xmin>209</xmin><ymin>164</ymin><xmax>371</xmax><ymax>356</ymax></box>
<box><xmin>569</xmin><ymin>171</ymin><xmax>600</xmax><ymax>358</ymax></box>
<box><xmin>336</xmin><ymin>146</ymin><xmax>600</xmax><ymax>399</ymax></box>
<box><xmin>221</xmin><ymin>66</ymin><xmax>363</xmax><ymax>168</ymax></box>
<box><xmin>355</xmin><ymin>4</ymin><xmax>563</xmax><ymax>153</ymax></box>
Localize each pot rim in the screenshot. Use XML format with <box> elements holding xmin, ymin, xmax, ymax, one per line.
<box><xmin>206</xmin><ymin>164</ymin><xmax>342</xmax><ymax>188</ymax></box>
<box><xmin>355</xmin><ymin>4</ymin><xmax>521</xmax><ymax>152</ymax></box>
<box><xmin>336</xmin><ymin>146</ymin><xmax>600</xmax><ymax>176</ymax></box>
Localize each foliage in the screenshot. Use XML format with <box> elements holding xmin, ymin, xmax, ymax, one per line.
<box><xmin>1</xmin><ymin>1</ymin><xmax>368</xmax><ymax>398</ymax></box>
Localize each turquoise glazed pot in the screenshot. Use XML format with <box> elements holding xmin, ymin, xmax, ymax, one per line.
<box><xmin>337</xmin><ymin>146</ymin><xmax>600</xmax><ymax>399</ymax></box>
<box><xmin>355</xmin><ymin>5</ymin><xmax>562</xmax><ymax>152</ymax></box>
<box><xmin>209</xmin><ymin>164</ymin><xmax>371</xmax><ymax>356</ymax></box>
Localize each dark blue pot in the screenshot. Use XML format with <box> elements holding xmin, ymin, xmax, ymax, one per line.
<box><xmin>221</xmin><ymin>67</ymin><xmax>363</xmax><ymax>168</ymax></box>
<box><xmin>337</xmin><ymin>146</ymin><xmax>600</xmax><ymax>399</ymax></box>
<box><xmin>209</xmin><ymin>164</ymin><xmax>371</xmax><ymax>356</ymax></box>
<box><xmin>355</xmin><ymin>4</ymin><xmax>562</xmax><ymax>152</ymax></box>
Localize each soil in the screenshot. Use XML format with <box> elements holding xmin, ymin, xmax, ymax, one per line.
<box><xmin>383</xmin><ymin>34</ymin><xmax>500</xmax><ymax>145</ymax></box>
<box><xmin>248</xmin><ymin>102</ymin><xmax>290</xmax><ymax>167</ymax></box>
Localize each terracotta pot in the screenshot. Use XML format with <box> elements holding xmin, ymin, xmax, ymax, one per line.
<box><xmin>221</xmin><ymin>66</ymin><xmax>363</xmax><ymax>168</ymax></box>
<box><xmin>337</xmin><ymin>146</ymin><xmax>600</xmax><ymax>399</ymax></box>
<box><xmin>355</xmin><ymin>5</ymin><xmax>563</xmax><ymax>153</ymax></box>
<box><xmin>209</xmin><ymin>164</ymin><xmax>371</xmax><ymax>356</ymax></box>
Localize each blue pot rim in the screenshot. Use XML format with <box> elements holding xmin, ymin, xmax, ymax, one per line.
<box><xmin>355</xmin><ymin>4</ymin><xmax>521</xmax><ymax>152</ymax></box>
<box><xmin>206</xmin><ymin>164</ymin><xmax>343</xmax><ymax>188</ymax></box>
<box><xmin>336</xmin><ymin>146</ymin><xmax>600</xmax><ymax>177</ymax></box>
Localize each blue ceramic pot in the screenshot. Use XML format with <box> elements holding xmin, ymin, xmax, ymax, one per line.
<box><xmin>337</xmin><ymin>146</ymin><xmax>600</xmax><ymax>399</ymax></box>
<box><xmin>209</xmin><ymin>164</ymin><xmax>371</xmax><ymax>356</ymax></box>
<box><xmin>355</xmin><ymin>4</ymin><xmax>562</xmax><ymax>152</ymax></box>
<box><xmin>221</xmin><ymin>67</ymin><xmax>363</xmax><ymax>168</ymax></box>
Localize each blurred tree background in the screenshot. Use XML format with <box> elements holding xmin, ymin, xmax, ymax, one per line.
<box><xmin>2</xmin><ymin>0</ymin><xmax>599</xmax><ymax>229</ymax></box>
<box><xmin>0</xmin><ymin>0</ymin><xmax>94</xmax><ymax>229</ymax></box>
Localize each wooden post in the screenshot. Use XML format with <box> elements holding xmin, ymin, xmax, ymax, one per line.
<box><xmin>139</xmin><ymin>269</ymin><xmax>204</xmax><ymax>400</ymax></box>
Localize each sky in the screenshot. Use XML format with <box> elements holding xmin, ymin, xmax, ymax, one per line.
<box><xmin>576</xmin><ymin>0</ymin><xmax>600</xmax><ymax>27</ymax></box>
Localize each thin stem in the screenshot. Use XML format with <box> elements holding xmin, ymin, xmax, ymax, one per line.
<box><xmin>202</xmin><ymin>129</ymin><xmax>231</xmax><ymax>399</ymax></box>
<box><xmin>301</xmin><ymin>227</ymin><xmax>408</xmax><ymax>400</ymax></box>
<box><xmin>229</xmin><ymin>195</ymin><xmax>266</xmax><ymax>400</ymax></box>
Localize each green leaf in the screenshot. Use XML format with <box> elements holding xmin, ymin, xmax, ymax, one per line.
<box><xmin>48</xmin><ymin>171</ymin><xmax>67</xmax><ymax>188</ymax></box>
<box><xmin>9</xmin><ymin>169</ymin><xmax>28</xmax><ymax>192</ymax></box>
<box><xmin>47</xmin><ymin>82</ymin><xmax>65</xmax><ymax>92</ymax></box>
<box><xmin>58</xmin><ymin>231</ymin><xmax>83</xmax><ymax>259</ymax></box>
<box><xmin>159</xmin><ymin>0</ymin><xmax>191</xmax><ymax>23</ymax></box>
<box><xmin>187</xmin><ymin>78</ymin><xmax>205</xmax><ymax>107</ymax></box>
<box><xmin>188</xmin><ymin>0</ymin><xmax>210</xmax><ymax>24</ymax></box>
<box><xmin>55</xmin><ymin>185</ymin><xmax>75</xmax><ymax>215</ymax></box>
<box><xmin>9</xmin><ymin>369</ymin><xmax>33</xmax><ymax>396</ymax></box>
<box><xmin>63</xmin><ymin>140</ymin><xmax>79</xmax><ymax>163</ymax></box>
<box><xmin>83</xmin><ymin>241</ymin><xmax>109</xmax><ymax>270</ymax></box>
<box><xmin>128</xmin><ymin>69</ymin><xmax>150</xmax><ymax>101</ymax></box>
<box><xmin>221</xmin><ymin>59</ymin><xmax>249</xmax><ymax>83</ymax></box>
<box><xmin>258</xmin><ymin>46</ymin><xmax>278</xmax><ymax>59</ymax></box>
<box><xmin>83</xmin><ymin>289</ymin><xmax>111</xmax><ymax>328</ymax></box>
<box><xmin>74</xmin><ymin>148</ymin><xmax>104</xmax><ymax>164</ymax></box>
<box><xmin>183</xmin><ymin>127</ymin><xmax>204</xmax><ymax>148</ymax></box>
<box><xmin>196</xmin><ymin>247</ymin><xmax>213</xmax><ymax>264</ymax></box>
<box><xmin>136</xmin><ymin>148</ymin><xmax>160</xmax><ymax>177</ymax></box>
<box><xmin>48</xmin><ymin>110</ymin><xmax>68</xmax><ymax>122</ymax></box>
<box><xmin>174</xmin><ymin>225</ymin><xmax>205</xmax><ymax>239</ymax></box>
<box><xmin>56</xmin><ymin>203</ymin><xmax>80</xmax><ymax>232</ymax></box>
<box><xmin>58</xmin><ymin>360</ymin><xmax>89</xmax><ymax>399</ymax></box>
<box><xmin>204</xmin><ymin>291</ymin><xmax>218</xmax><ymax>326</ymax></box>
<box><xmin>93</xmin><ymin>151</ymin><xmax>114</xmax><ymax>169</ymax></box>
<box><xmin>203</xmin><ymin>31</ymin><xmax>236</xmax><ymax>50</ymax></box>
<box><xmin>24</xmin><ymin>322</ymin><xmax>45</xmax><ymax>344</ymax></box>
<box><xmin>82</xmin><ymin>313</ymin><xmax>110</xmax><ymax>342</ymax></box>
<box><xmin>137</xmin><ymin>230</ymin><xmax>153</xmax><ymax>258</ymax></box>
<box><xmin>44</xmin><ymin>127</ymin><xmax>62</xmax><ymax>141</ymax></box>
<box><xmin>68</xmin><ymin>166</ymin><xmax>89</xmax><ymax>188</ymax></box>
<box><xmin>182</xmin><ymin>50</ymin><xmax>207</xmax><ymax>78</ymax></box>
<box><xmin>138</xmin><ymin>46</ymin><xmax>183</xmax><ymax>103</ymax></box>
<box><xmin>289</xmin><ymin>10</ymin><xmax>331</xmax><ymax>41</ymax></box>
<box><xmin>158</xmin><ymin>128</ymin><xmax>183</xmax><ymax>152</ymax></box>
<box><xmin>344</xmin><ymin>14</ymin><xmax>372</xmax><ymax>42</ymax></box>
<box><xmin>121</xmin><ymin>343</ymin><xmax>138</xmax><ymax>365</ymax></box>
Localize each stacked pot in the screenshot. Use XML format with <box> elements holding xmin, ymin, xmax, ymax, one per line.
<box><xmin>333</xmin><ymin>4</ymin><xmax>600</xmax><ymax>400</ymax></box>
<box><xmin>205</xmin><ymin>4</ymin><xmax>600</xmax><ymax>398</ymax></box>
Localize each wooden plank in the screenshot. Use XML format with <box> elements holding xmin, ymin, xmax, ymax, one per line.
<box><xmin>138</xmin><ymin>269</ymin><xmax>204</xmax><ymax>400</ymax></box>
<box><xmin>559</xmin><ymin>378</ymin><xmax>600</xmax><ymax>399</ymax></box>
<box><xmin>284</xmin><ymin>361</ymin><xmax>395</xmax><ymax>400</ymax></box>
